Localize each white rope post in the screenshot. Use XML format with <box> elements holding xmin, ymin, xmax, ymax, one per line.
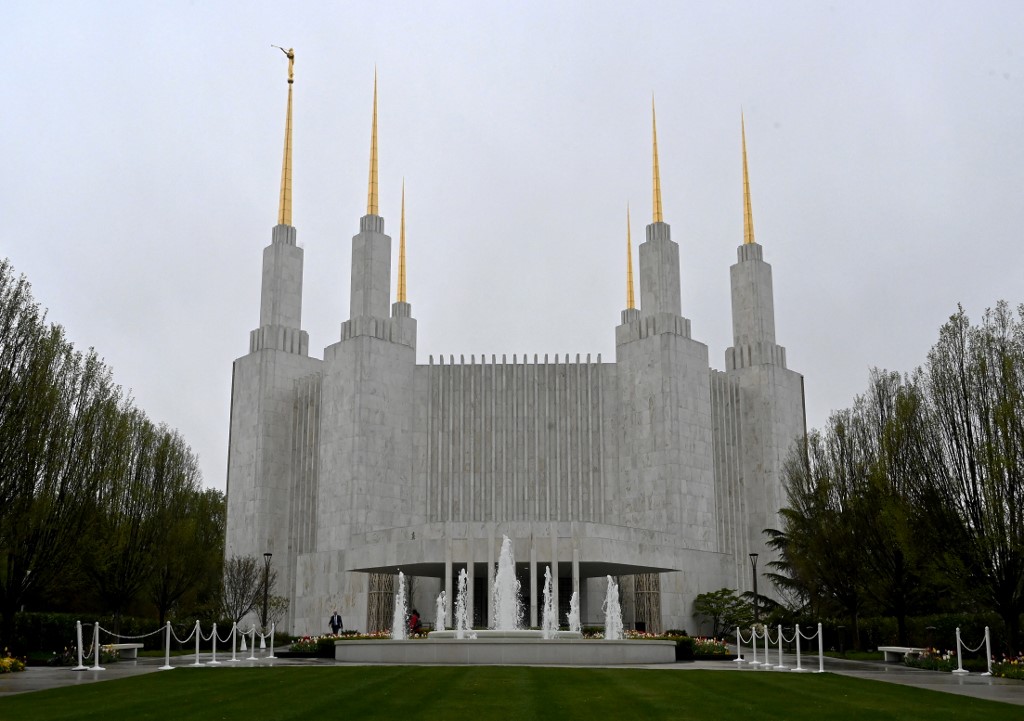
<box><xmin>247</xmin><ymin>626</ymin><xmax>257</xmax><ymax>661</ymax></box>
<box><xmin>774</xmin><ymin>622</ymin><xmax>782</xmax><ymax>667</ymax></box>
<box><xmin>983</xmin><ymin>626</ymin><xmax>992</xmax><ymax>676</ymax></box>
<box><xmin>72</xmin><ymin>620</ymin><xmax>88</xmax><ymax>670</ymax></box>
<box><xmin>764</xmin><ymin>625</ymin><xmax>771</xmax><ymax>667</ymax></box>
<box><xmin>191</xmin><ymin>620</ymin><xmax>203</xmax><ymax>666</ymax></box>
<box><xmin>816</xmin><ymin>622</ymin><xmax>824</xmax><ymax>673</ymax></box>
<box><xmin>91</xmin><ymin>621</ymin><xmax>105</xmax><ymax>671</ymax></box>
<box><xmin>267</xmin><ymin>622</ymin><xmax>276</xmax><ymax>660</ymax></box>
<box><xmin>229</xmin><ymin>622</ymin><xmax>239</xmax><ymax>662</ymax></box>
<box><xmin>734</xmin><ymin>626</ymin><xmax>743</xmax><ymax>663</ymax></box>
<box><xmin>750</xmin><ymin>626</ymin><xmax>760</xmax><ymax>666</ymax></box>
<box><xmin>793</xmin><ymin>623</ymin><xmax>806</xmax><ymax>672</ymax></box>
<box><xmin>160</xmin><ymin>622</ymin><xmax>173</xmax><ymax>670</ymax></box>
<box><xmin>953</xmin><ymin>627</ymin><xmax>968</xmax><ymax>674</ymax></box>
<box><xmin>208</xmin><ymin>622</ymin><xmax>220</xmax><ymax>665</ymax></box>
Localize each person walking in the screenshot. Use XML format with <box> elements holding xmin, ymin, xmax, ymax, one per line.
<box><xmin>329</xmin><ymin>610</ymin><xmax>343</xmax><ymax>635</ymax></box>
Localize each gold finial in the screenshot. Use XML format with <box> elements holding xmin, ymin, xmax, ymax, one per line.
<box><xmin>626</xmin><ymin>203</ymin><xmax>636</xmax><ymax>309</ymax></box>
<box><xmin>273</xmin><ymin>46</ymin><xmax>295</xmax><ymax>226</ymax></box>
<box><xmin>742</xmin><ymin>112</ymin><xmax>755</xmax><ymax>245</ymax></box>
<box><xmin>652</xmin><ymin>95</ymin><xmax>663</xmax><ymax>223</ymax></box>
<box><xmin>398</xmin><ymin>179</ymin><xmax>407</xmax><ymax>303</ymax></box>
<box><xmin>366</xmin><ymin>69</ymin><xmax>379</xmax><ymax>216</ymax></box>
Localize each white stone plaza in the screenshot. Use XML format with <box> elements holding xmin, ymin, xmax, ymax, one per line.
<box><xmin>224</xmin><ymin>64</ymin><xmax>805</xmax><ymax>636</ymax></box>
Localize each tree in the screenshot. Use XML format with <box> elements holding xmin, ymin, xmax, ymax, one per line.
<box><xmin>774</xmin><ymin>302</ymin><xmax>1024</xmax><ymax>653</ymax></box>
<box><xmin>0</xmin><ymin>259</ymin><xmax>214</xmax><ymax>648</ymax></box>
<box><xmin>0</xmin><ymin>260</ymin><xmax>117</xmax><ymax>649</ymax></box>
<box><xmin>915</xmin><ymin>303</ymin><xmax>1024</xmax><ymax>652</ymax></box>
<box><xmin>693</xmin><ymin>588</ymin><xmax>751</xmax><ymax>638</ymax></box>
<box><xmin>220</xmin><ymin>555</ymin><xmax>276</xmax><ymax>626</ymax></box>
<box><xmin>266</xmin><ymin>595</ymin><xmax>289</xmax><ymax>632</ymax></box>
<box><xmin>777</xmin><ymin>416</ymin><xmax>871</xmax><ymax>647</ymax></box>
<box><xmin>148</xmin><ymin>487</ymin><xmax>225</xmax><ymax>626</ymax></box>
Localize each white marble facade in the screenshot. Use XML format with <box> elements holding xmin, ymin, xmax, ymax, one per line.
<box><xmin>225</xmin><ymin>144</ymin><xmax>805</xmax><ymax>637</ymax></box>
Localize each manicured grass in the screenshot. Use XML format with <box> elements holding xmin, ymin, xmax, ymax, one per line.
<box><xmin>0</xmin><ymin>667</ymin><xmax>1018</xmax><ymax>721</ymax></box>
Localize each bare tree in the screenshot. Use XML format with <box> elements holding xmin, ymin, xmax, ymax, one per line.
<box><xmin>220</xmin><ymin>555</ymin><xmax>276</xmax><ymax>625</ymax></box>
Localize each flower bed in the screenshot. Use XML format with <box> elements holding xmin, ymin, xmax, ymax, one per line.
<box><xmin>1</xmin><ymin>650</ymin><xmax>26</xmax><ymax>674</ymax></box>
<box><xmin>992</xmin><ymin>654</ymin><xmax>1024</xmax><ymax>680</ymax></box>
<box><xmin>904</xmin><ymin>648</ymin><xmax>958</xmax><ymax>672</ymax></box>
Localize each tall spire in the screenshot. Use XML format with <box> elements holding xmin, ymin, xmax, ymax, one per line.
<box><xmin>741</xmin><ymin>112</ymin><xmax>755</xmax><ymax>245</ymax></box>
<box><xmin>398</xmin><ymin>179</ymin><xmax>407</xmax><ymax>303</ymax></box>
<box><xmin>652</xmin><ymin>95</ymin><xmax>663</xmax><ymax>223</ymax></box>
<box><xmin>275</xmin><ymin>46</ymin><xmax>295</xmax><ymax>226</ymax></box>
<box><xmin>366</xmin><ymin>69</ymin><xmax>380</xmax><ymax>216</ymax></box>
<box><xmin>626</xmin><ymin>204</ymin><xmax>636</xmax><ymax>309</ymax></box>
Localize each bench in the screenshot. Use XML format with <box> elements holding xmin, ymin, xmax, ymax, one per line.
<box><xmin>102</xmin><ymin>643</ymin><xmax>145</xmax><ymax>659</ymax></box>
<box><xmin>878</xmin><ymin>646</ymin><xmax>925</xmax><ymax>663</ymax></box>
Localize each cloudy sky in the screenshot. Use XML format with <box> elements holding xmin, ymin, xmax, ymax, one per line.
<box><xmin>5</xmin><ymin>1</ymin><xmax>1022</xmax><ymax>491</ymax></box>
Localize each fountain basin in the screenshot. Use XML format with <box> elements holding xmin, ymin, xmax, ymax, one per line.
<box><xmin>427</xmin><ymin>629</ymin><xmax>583</xmax><ymax>640</ymax></box>
<box><xmin>335</xmin><ymin>638</ymin><xmax>675</xmax><ymax>665</ymax></box>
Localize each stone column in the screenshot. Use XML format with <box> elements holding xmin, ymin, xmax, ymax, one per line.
<box><xmin>467</xmin><ymin>535</ymin><xmax>475</xmax><ymax>630</ymax></box>
<box><xmin>486</xmin><ymin>526</ymin><xmax>496</xmax><ymax>628</ymax></box>
<box><xmin>550</xmin><ymin>524</ymin><xmax>559</xmax><ymax>616</ymax></box>
<box><xmin>444</xmin><ymin>536</ymin><xmax>453</xmax><ymax>623</ymax></box>
<box><xmin>572</xmin><ymin>546</ymin><xmax>580</xmax><ymax>603</ymax></box>
<box><xmin>529</xmin><ymin>541</ymin><xmax>538</xmax><ymax>628</ymax></box>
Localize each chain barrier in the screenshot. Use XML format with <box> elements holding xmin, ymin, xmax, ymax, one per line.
<box><xmin>96</xmin><ymin>624</ymin><xmax>166</xmax><ymax>640</ymax></box>
<box><xmin>954</xmin><ymin>626</ymin><xmax>993</xmax><ymax>676</ymax></box>
<box><xmin>73</xmin><ymin>618</ymin><xmax>278</xmax><ymax>671</ymax></box>
<box><xmin>736</xmin><ymin>622</ymin><xmax>824</xmax><ymax>673</ymax></box>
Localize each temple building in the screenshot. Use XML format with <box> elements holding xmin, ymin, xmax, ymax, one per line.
<box><xmin>224</xmin><ymin>53</ymin><xmax>806</xmax><ymax>635</ymax></box>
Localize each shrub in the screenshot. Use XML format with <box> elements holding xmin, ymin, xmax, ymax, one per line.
<box><xmin>12</xmin><ymin>612</ymin><xmax>165</xmax><ymax>655</ymax></box>
<box><xmin>674</xmin><ymin>636</ymin><xmax>694</xmax><ymax>660</ymax></box>
<box><xmin>0</xmin><ymin>650</ymin><xmax>26</xmax><ymax>673</ymax></box>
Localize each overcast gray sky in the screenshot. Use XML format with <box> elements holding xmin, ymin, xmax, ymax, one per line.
<box><xmin>5</xmin><ymin>1</ymin><xmax>1023</xmax><ymax>492</ymax></box>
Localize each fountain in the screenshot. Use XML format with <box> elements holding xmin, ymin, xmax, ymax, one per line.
<box><xmin>435</xmin><ymin>590</ymin><xmax>447</xmax><ymax>632</ymax></box>
<box><xmin>335</xmin><ymin>535</ymin><xmax>674</xmax><ymax>664</ymax></box>
<box><xmin>567</xmin><ymin>590</ymin><xmax>581</xmax><ymax>635</ymax></box>
<box><xmin>391</xmin><ymin>571</ymin><xmax>408</xmax><ymax>640</ymax></box>
<box><xmin>492</xmin><ymin>535</ymin><xmax>522</xmax><ymax>630</ymax></box>
<box><xmin>454</xmin><ymin>568</ymin><xmax>473</xmax><ymax>639</ymax></box>
<box><xmin>432</xmin><ymin>535</ymin><xmax>565</xmax><ymax>639</ymax></box>
<box><xmin>602</xmin><ymin>575</ymin><xmax>623</xmax><ymax>640</ymax></box>
<box><xmin>541</xmin><ymin>566</ymin><xmax>558</xmax><ymax>639</ymax></box>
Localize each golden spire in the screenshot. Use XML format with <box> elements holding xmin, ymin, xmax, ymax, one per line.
<box><xmin>398</xmin><ymin>179</ymin><xmax>407</xmax><ymax>303</ymax></box>
<box><xmin>742</xmin><ymin>112</ymin><xmax>755</xmax><ymax>245</ymax></box>
<box><xmin>274</xmin><ymin>46</ymin><xmax>295</xmax><ymax>226</ymax></box>
<box><xmin>366</xmin><ymin>69</ymin><xmax>379</xmax><ymax>216</ymax></box>
<box><xmin>626</xmin><ymin>203</ymin><xmax>636</xmax><ymax>309</ymax></box>
<box><xmin>652</xmin><ymin>95</ymin><xmax>663</xmax><ymax>223</ymax></box>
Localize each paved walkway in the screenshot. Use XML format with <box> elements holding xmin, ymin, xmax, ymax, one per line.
<box><xmin>1</xmin><ymin>650</ymin><xmax>1021</xmax><ymax>707</ymax></box>
<box><xmin>710</xmin><ymin>653</ymin><xmax>1024</xmax><ymax>707</ymax></box>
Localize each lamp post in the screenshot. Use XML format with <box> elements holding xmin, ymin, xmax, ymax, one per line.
<box><xmin>748</xmin><ymin>552</ymin><xmax>759</xmax><ymax>625</ymax></box>
<box><xmin>262</xmin><ymin>552</ymin><xmax>273</xmax><ymax>634</ymax></box>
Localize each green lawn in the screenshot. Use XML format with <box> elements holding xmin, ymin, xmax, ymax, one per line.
<box><xmin>0</xmin><ymin>667</ymin><xmax>1018</xmax><ymax>721</ymax></box>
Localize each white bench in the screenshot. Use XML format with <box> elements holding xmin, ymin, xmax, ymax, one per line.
<box><xmin>102</xmin><ymin>643</ymin><xmax>145</xmax><ymax>659</ymax></box>
<box><xmin>878</xmin><ymin>646</ymin><xmax>925</xmax><ymax>663</ymax></box>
